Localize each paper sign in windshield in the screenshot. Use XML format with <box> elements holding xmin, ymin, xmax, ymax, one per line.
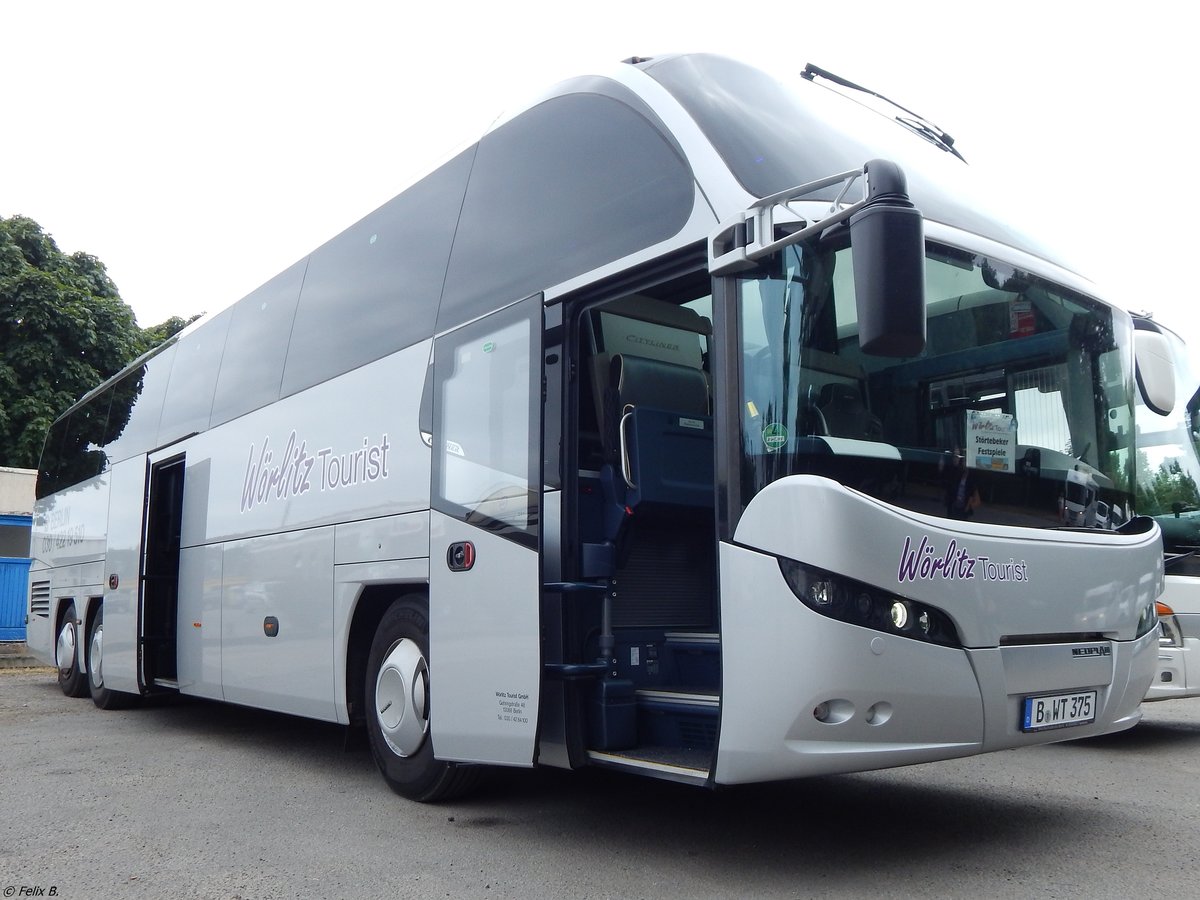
<box><xmin>966</xmin><ymin>410</ymin><xmax>1016</xmax><ymax>473</ymax></box>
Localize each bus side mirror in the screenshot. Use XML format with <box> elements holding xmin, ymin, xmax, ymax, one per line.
<box><xmin>1134</xmin><ymin>329</ymin><xmax>1175</xmax><ymax>416</ymax></box>
<box><xmin>849</xmin><ymin>159</ymin><xmax>926</xmax><ymax>358</ymax></box>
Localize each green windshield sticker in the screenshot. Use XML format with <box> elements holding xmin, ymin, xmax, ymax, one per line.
<box><xmin>483</xmin><ymin>341</ymin><xmax>495</xmax><ymax>353</ymax></box>
<box><xmin>762</xmin><ymin>422</ymin><xmax>788</xmax><ymax>452</ymax></box>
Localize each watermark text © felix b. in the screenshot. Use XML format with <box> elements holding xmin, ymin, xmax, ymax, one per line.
<box><xmin>4</xmin><ymin>887</ymin><xmax>59</xmax><ymax>897</ymax></box>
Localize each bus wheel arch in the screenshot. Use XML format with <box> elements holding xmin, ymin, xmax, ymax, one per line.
<box><xmin>85</xmin><ymin>601</ymin><xmax>138</xmax><ymax>710</ymax></box>
<box><xmin>55</xmin><ymin>600</ymin><xmax>88</xmax><ymax>698</ymax></box>
<box><xmin>345</xmin><ymin>584</ymin><xmax>403</xmax><ymax>729</ymax></box>
<box><xmin>364</xmin><ymin>594</ymin><xmax>482</xmax><ymax>802</ymax></box>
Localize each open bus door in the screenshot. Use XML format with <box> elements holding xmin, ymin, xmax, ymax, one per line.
<box><xmin>140</xmin><ymin>453</ymin><xmax>185</xmax><ymax>688</ymax></box>
<box><xmin>428</xmin><ymin>294</ymin><xmax>544</xmax><ymax>766</ymax></box>
<box><xmin>97</xmin><ymin>456</ymin><xmax>154</xmax><ymax>696</ymax></box>
<box><xmin>88</xmin><ymin>447</ymin><xmax>185</xmax><ymax>704</ymax></box>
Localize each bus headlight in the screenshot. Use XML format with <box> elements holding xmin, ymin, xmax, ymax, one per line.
<box><xmin>777</xmin><ymin>557</ymin><xmax>961</xmax><ymax>648</ymax></box>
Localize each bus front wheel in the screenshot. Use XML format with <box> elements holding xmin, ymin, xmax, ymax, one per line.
<box><xmin>365</xmin><ymin>597</ymin><xmax>481</xmax><ymax>802</ymax></box>
<box><xmin>56</xmin><ymin>603</ymin><xmax>88</xmax><ymax>698</ymax></box>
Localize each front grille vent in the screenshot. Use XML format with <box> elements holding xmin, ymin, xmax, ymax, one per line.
<box><xmin>999</xmin><ymin>632</ymin><xmax>1105</xmax><ymax>646</ymax></box>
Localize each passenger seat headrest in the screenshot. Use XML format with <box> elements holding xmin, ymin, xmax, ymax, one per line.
<box><xmin>610</xmin><ymin>354</ymin><xmax>710</xmax><ymax>417</ymax></box>
<box><xmin>820</xmin><ymin>383</ymin><xmax>862</xmax><ymax>408</ymax></box>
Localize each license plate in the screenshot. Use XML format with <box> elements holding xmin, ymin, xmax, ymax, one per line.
<box><xmin>1021</xmin><ymin>690</ymin><xmax>1097</xmax><ymax>732</ymax></box>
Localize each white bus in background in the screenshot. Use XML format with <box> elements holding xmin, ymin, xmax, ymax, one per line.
<box><xmin>1133</xmin><ymin>317</ymin><xmax>1200</xmax><ymax>701</ymax></box>
<box><xmin>1062</xmin><ymin>467</ymin><xmax>1099</xmax><ymax>528</ymax></box>
<box><xmin>28</xmin><ymin>54</ymin><xmax>1169</xmax><ymax>802</ymax></box>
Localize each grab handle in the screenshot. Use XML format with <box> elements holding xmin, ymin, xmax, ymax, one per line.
<box><xmin>619</xmin><ymin>406</ymin><xmax>637</xmax><ymax>490</ymax></box>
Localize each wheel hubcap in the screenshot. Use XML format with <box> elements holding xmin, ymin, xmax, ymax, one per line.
<box><xmin>89</xmin><ymin>623</ymin><xmax>104</xmax><ymax>690</ymax></box>
<box><xmin>56</xmin><ymin>619</ymin><xmax>76</xmax><ymax>672</ymax></box>
<box><xmin>375</xmin><ymin>638</ymin><xmax>429</xmax><ymax>758</ymax></box>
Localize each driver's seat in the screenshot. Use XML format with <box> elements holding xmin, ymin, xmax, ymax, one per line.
<box><xmin>818</xmin><ymin>382</ymin><xmax>882</xmax><ymax>440</ymax></box>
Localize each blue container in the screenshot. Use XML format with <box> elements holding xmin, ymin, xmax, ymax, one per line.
<box><xmin>0</xmin><ymin>557</ymin><xmax>32</xmax><ymax>641</ymax></box>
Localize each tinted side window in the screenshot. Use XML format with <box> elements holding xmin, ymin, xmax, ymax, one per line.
<box><xmin>157</xmin><ymin>310</ymin><xmax>232</xmax><ymax>446</ymax></box>
<box><xmin>437</xmin><ymin>92</ymin><xmax>694</xmax><ymax>332</ymax></box>
<box><xmin>37</xmin><ymin>390</ymin><xmax>112</xmax><ymax>498</ymax></box>
<box><xmin>36</xmin><ymin>416</ymin><xmax>70</xmax><ymax>499</ymax></box>
<box><xmin>102</xmin><ymin>342</ymin><xmax>176</xmax><ymax>464</ymax></box>
<box><xmin>210</xmin><ymin>259</ymin><xmax>306</xmax><ymax>426</ymax></box>
<box><xmin>280</xmin><ymin>149</ymin><xmax>474</xmax><ymax>397</ymax></box>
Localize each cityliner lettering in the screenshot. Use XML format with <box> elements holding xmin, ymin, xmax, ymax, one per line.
<box><xmin>241</xmin><ymin>431</ymin><xmax>390</xmax><ymax>513</ymax></box>
<box><xmin>625</xmin><ymin>334</ymin><xmax>680</xmax><ymax>353</ymax></box>
<box><xmin>897</xmin><ymin>535</ymin><xmax>1029</xmax><ymax>584</ymax></box>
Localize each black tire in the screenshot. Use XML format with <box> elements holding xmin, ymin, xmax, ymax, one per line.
<box><xmin>56</xmin><ymin>603</ymin><xmax>89</xmax><ymax>697</ymax></box>
<box><xmin>87</xmin><ymin>604</ymin><xmax>139</xmax><ymax>710</ymax></box>
<box><xmin>365</xmin><ymin>596</ymin><xmax>482</xmax><ymax>802</ymax></box>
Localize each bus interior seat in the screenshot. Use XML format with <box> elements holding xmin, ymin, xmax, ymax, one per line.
<box><xmin>818</xmin><ymin>382</ymin><xmax>883</xmax><ymax>440</ymax></box>
<box><xmin>586</xmin><ymin>295</ymin><xmax>711</xmax><ymax>435</ymax></box>
<box><xmin>579</xmin><ymin>354</ymin><xmax>714</xmax><ymax>580</ymax></box>
<box><xmin>578</xmin><ymin>295</ymin><xmax>714</xmax><ymax>581</ymax></box>
<box><xmin>604</xmin><ymin>352</ymin><xmax>712</xmax><ymax>510</ymax></box>
<box><xmin>610</xmin><ymin>353</ymin><xmax>710</xmax><ymax>419</ymax></box>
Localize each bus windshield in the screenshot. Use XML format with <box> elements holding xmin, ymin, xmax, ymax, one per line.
<box><xmin>646</xmin><ymin>53</ymin><xmax>1078</xmax><ymax>273</ymax></box>
<box><xmin>1135</xmin><ymin>327</ymin><xmax>1200</xmax><ymax>553</ymax></box>
<box><xmin>736</xmin><ymin>241</ymin><xmax>1136</xmax><ymax>529</ymax></box>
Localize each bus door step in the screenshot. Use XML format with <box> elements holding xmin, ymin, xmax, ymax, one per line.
<box><xmin>585</xmin><ymin>747</ymin><xmax>710</xmax><ymax>786</ymax></box>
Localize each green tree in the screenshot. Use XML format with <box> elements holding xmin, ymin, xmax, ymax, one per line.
<box><xmin>1151</xmin><ymin>459</ymin><xmax>1200</xmax><ymax>513</ymax></box>
<box><xmin>1137</xmin><ymin>451</ymin><xmax>1200</xmax><ymax>516</ymax></box>
<box><xmin>0</xmin><ymin>215</ymin><xmax>189</xmax><ymax>470</ymax></box>
<box><xmin>139</xmin><ymin>313</ymin><xmax>200</xmax><ymax>354</ymax></box>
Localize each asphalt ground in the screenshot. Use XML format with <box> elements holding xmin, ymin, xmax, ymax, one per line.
<box><xmin>2</xmin><ymin>669</ymin><xmax>1199</xmax><ymax>899</ymax></box>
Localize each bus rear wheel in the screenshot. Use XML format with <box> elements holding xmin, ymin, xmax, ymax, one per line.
<box><xmin>87</xmin><ymin>604</ymin><xmax>138</xmax><ymax>710</ymax></box>
<box><xmin>56</xmin><ymin>603</ymin><xmax>88</xmax><ymax>697</ymax></box>
<box><xmin>365</xmin><ymin>597</ymin><xmax>481</xmax><ymax>802</ymax></box>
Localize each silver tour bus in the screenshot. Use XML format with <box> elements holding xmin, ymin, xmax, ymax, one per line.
<box><xmin>28</xmin><ymin>54</ymin><xmax>1167</xmax><ymax>801</ymax></box>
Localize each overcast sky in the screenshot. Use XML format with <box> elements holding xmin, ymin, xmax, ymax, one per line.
<box><xmin>3</xmin><ymin>1</ymin><xmax>1196</xmax><ymax>357</ymax></box>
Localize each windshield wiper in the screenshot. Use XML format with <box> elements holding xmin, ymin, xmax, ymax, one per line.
<box><xmin>801</xmin><ymin>63</ymin><xmax>966</xmax><ymax>163</ymax></box>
